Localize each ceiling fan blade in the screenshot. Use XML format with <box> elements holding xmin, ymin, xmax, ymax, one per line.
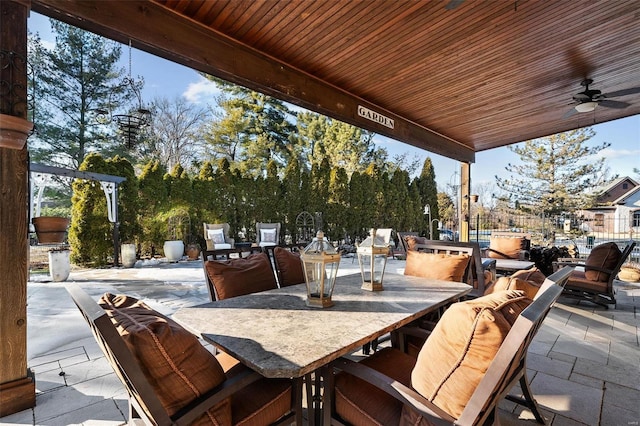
<box><xmin>445</xmin><ymin>0</ymin><xmax>465</xmax><ymax>10</ymax></box>
<box><xmin>598</xmin><ymin>99</ymin><xmax>630</xmax><ymax>109</ymax></box>
<box><xmin>562</xmin><ymin>107</ymin><xmax>578</xmax><ymax>119</ymax></box>
<box><xmin>604</xmin><ymin>87</ymin><xmax>640</xmax><ymax>98</ymax></box>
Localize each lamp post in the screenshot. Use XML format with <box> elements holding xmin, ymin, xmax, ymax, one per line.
<box><xmin>357</xmin><ymin>229</ymin><xmax>388</xmax><ymax>291</ymax></box>
<box><xmin>300</xmin><ymin>231</ymin><xmax>341</xmax><ymax>308</ymax></box>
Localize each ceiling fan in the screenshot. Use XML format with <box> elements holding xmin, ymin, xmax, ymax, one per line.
<box><xmin>563</xmin><ymin>78</ymin><xmax>640</xmax><ymax>118</ymax></box>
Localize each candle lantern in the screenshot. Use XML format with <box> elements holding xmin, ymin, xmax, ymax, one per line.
<box><xmin>357</xmin><ymin>228</ymin><xmax>388</xmax><ymax>291</ymax></box>
<box><xmin>300</xmin><ymin>231</ymin><xmax>341</xmax><ymax>308</ymax></box>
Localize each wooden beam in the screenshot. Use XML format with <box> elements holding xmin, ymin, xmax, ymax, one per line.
<box><xmin>30</xmin><ymin>0</ymin><xmax>474</xmax><ymax>163</ymax></box>
<box><xmin>0</xmin><ymin>0</ymin><xmax>35</xmax><ymax>416</ymax></box>
<box><xmin>459</xmin><ymin>162</ymin><xmax>471</xmax><ymax>243</ymax></box>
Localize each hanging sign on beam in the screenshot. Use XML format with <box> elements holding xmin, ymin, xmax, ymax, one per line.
<box><xmin>357</xmin><ymin>105</ymin><xmax>394</xmax><ymax>129</ymax></box>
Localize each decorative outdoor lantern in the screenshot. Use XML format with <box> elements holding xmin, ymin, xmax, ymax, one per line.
<box><xmin>300</xmin><ymin>231</ymin><xmax>341</xmax><ymax>308</ymax></box>
<box><xmin>357</xmin><ymin>228</ymin><xmax>388</xmax><ymax>291</ymax></box>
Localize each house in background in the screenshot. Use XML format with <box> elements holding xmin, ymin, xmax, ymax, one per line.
<box><xmin>579</xmin><ymin>177</ymin><xmax>640</xmax><ymax>236</ymax></box>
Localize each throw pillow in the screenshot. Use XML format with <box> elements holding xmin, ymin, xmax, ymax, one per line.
<box><xmin>204</xmin><ymin>252</ymin><xmax>277</xmax><ymax>300</ymax></box>
<box><xmin>585</xmin><ymin>242</ymin><xmax>622</xmax><ymax>282</ymax></box>
<box><xmin>207</xmin><ymin>228</ymin><xmax>226</xmax><ymax>244</ymax></box>
<box><xmin>404</xmin><ymin>250</ymin><xmax>470</xmax><ymax>282</ymax></box>
<box><xmin>484</xmin><ymin>275</ymin><xmax>541</xmax><ymax>299</ymax></box>
<box><xmin>511</xmin><ymin>268</ymin><xmax>546</xmax><ymax>285</ymax></box>
<box><xmin>274</xmin><ymin>247</ymin><xmax>305</xmax><ymax>287</ymax></box>
<box><xmin>410</xmin><ymin>290</ymin><xmax>532</xmax><ymax>419</ymax></box>
<box><xmin>99</xmin><ymin>293</ymin><xmax>231</xmax><ymax>424</ymax></box>
<box><xmin>260</xmin><ymin>228</ymin><xmax>277</xmax><ymax>244</ymax></box>
<box><xmin>404</xmin><ymin>235</ymin><xmax>428</xmax><ymax>251</ymax></box>
<box><xmin>488</xmin><ymin>236</ymin><xmax>525</xmax><ymax>259</ymax></box>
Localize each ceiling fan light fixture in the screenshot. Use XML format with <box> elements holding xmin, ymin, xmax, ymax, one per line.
<box><xmin>575</xmin><ymin>101</ymin><xmax>598</xmax><ymax>113</ymax></box>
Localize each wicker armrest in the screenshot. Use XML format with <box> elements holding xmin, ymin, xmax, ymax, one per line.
<box><xmin>332</xmin><ymin>357</ymin><xmax>455</xmax><ymax>425</ymax></box>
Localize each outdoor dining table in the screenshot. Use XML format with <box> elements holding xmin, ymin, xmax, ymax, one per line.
<box><xmin>172</xmin><ymin>272</ymin><xmax>471</xmax><ymax>425</ymax></box>
<box><xmin>487</xmin><ymin>258</ymin><xmax>536</xmax><ymax>275</ymax></box>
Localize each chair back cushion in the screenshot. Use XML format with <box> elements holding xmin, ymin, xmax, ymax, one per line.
<box><xmin>205</xmin><ymin>252</ymin><xmax>277</xmax><ymax>300</ymax></box>
<box><xmin>273</xmin><ymin>247</ymin><xmax>305</xmax><ymax>287</ymax></box>
<box><xmin>99</xmin><ymin>293</ymin><xmax>231</xmax><ymax>424</ymax></box>
<box><xmin>404</xmin><ymin>250</ymin><xmax>470</xmax><ymax>282</ymax></box>
<box><xmin>585</xmin><ymin>242</ymin><xmax>622</xmax><ymax>281</ymax></box>
<box><xmin>484</xmin><ymin>276</ymin><xmax>541</xmax><ymax>300</ymax></box>
<box><xmin>207</xmin><ymin>228</ymin><xmax>226</xmax><ymax>244</ymax></box>
<box><xmin>511</xmin><ymin>268</ymin><xmax>546</xmax><ymax>285</ymax></box>
<box><xmin>488</xmin><ymin>236</ymin><xmax>526</xmax><ymax>259</ymax></box>
<box><xmin>404</xmin><ymin>235</ymin><xmax>428</xmax><ymax>251</ymax></box>
<box><xmin>411</xmin><ymin>290</ymin><xmax>532</xmax><ymax>418</ymax></box>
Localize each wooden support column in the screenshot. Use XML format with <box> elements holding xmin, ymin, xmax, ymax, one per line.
<box><xmin>459</xmin><ymin>162</ymin><xmax>471</xmax><ymax>243</ymax></box>
<box><xmin>0</xmin><ymin>0</ymin><xmax>36</xmax><ymax>416</ymax></box>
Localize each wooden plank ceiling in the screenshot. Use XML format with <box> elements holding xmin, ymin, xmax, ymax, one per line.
<box><xmin>31</xmin><ymin>0</ymin><xmax>640</xmax><ymax>163</ymax></box>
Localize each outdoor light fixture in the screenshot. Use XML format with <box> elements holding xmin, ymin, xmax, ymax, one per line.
<box><xmin>575</xmin><ymin>101</ymin><xmax>598</xmax><ymax>113</ymax></box>
<box><xmin>357</xmin><ymin>228</ymin><xmax>388</xmax><ymax>291</ymax></box>
<box><xmin>92</xmin><ymin>41</ymin><xmax>151</xmax><ymax>148</ymax></box>
<box><xmin>300</xmin><ymin>230</ymin><xmax>341</xmax><ymax>308</ymax></box>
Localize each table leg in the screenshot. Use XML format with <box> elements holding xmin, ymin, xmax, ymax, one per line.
<box><xmin>320</xmin><ymin>364</ymin><xmax>333</xmax><ymax>426</ymax></box>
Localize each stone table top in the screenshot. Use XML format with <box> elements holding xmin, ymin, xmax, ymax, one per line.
<box><xmin>172</xmin><ymin>273</ymin><xmax>471</xmax><ymax>378</ymax></box>
<box><xmin>485</xmin><ymin>258</ymin><xmax>536</xmax><ymax>273</ymax></box>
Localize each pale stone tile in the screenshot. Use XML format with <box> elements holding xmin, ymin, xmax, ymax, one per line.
<box><xmin>585</xmin><ymin>326</ymin><xmax>637</xmax><ymax>343</ymax></box>
<box><xmin>549</xmin><ymin>413</ymin><xmax>591</xmax><ymax>426</ymax></box>
<box><xmin>40</xmin><ymin>398</ymin><xmax>127</xmax><ymax>426</ymax></box>
<box><xmin>534</xmin><ymin>327</ymin><xmax>561</xmax><ymax>344</ymax></box>
<box><xmin>603</xmin><ymin>382</ymin><xmax>640</xmax><ymax>413</ymax></box>
<box><xmin>551</xmin><ymin>337</ymin><xmax>609</xmax><ymax>364</ymax></box>
<box><xmin>608</xmin><ymin>341</ymin><xmax>640</xmax><ymax>368</ymax></box>
<box><xmin>530</xmin><ymin>372</ymin><xmax>602</xmax><ymax>425</ymax></box>
<box><xmin>573</xmin><ymin>357</ymin><xmax>640</xmax><ymax>391</ymax></box>
<box><xmin>548</xmin><ymin>351</ymin><xmax>577</xmax><ymax>365</ymax></box>
<box><xmin>529</xmin><ymin>340</ymin><xmax>553</xmax><ymax>356</ymax></box>
<box><xmin>527</xmin><ymin>352</ymin><xmax>573</xmax><ymax>380</ymax></box>
<box><xmin>62</xmin><ymin>357</ymin><xmax>118</xmax><ymax>387</ymax></box>
<box><xmin>35</xmin><ymin>367</ymin><xmax>67</xmax><ymax>392</ymax></box>
<box><xmin>601</xmin><ymin>399</ymin><xmax>640</xmax><ymax>426</ymax></box>
<box><xmin>30</xmin><ymin>346</ymin><xmax>87</xmax><ymax>367</ymax></box>
<box><xmin>34</xmin><ymin>374</ymin><xmax>125</xmax><ymax>422</ymax></box>
<box><xmin>568</xmin><ymin>372</ymin><xmax>603</xmax><ymax>390</ymax></box>
<box><xmin>567</xmin><ymin>312</ymin><xmax>613</xmax><ymax>329</ymax></box>
<box><xmin>554</xmin><ymin>324</ymin><xmax>588</xmax><ymax>340</ymax></box>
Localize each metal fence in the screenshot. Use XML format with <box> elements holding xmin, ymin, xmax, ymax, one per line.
<box><xmin>439</xmin><ymin>213</ymin><xmax>639</xmax><ymax>261</ymax></box>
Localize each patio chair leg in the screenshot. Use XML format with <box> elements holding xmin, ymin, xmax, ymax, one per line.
<box><xmin>505</xmin><ymin>376</ymin><xmax>545</xmax><ymax>424</ymax></box>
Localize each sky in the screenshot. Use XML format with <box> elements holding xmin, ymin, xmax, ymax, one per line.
<box><xmin>29</xmin><ymin>13</ymin><xmax>640</xmax><ymax>194</ymax></box>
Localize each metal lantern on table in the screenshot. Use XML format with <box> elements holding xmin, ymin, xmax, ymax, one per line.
<box><xmin>300</xmin><ymin>231</ymin><xmax>341</xmax><ymax>308</ymax></box>
<box><xmin>357</xmin><ymin>228</ymin><xmax>388</xmax><ymax>291</ymax></box>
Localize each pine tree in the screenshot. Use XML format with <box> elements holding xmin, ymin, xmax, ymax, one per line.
<box><xmin>416</xmin><ymin>158</ymin><xmax>439</xmax><ymax>236</ymax></box>
<box><xmin>496</xmin><ymin>128</ymin><xmax>610</xmax><ymax>214</ymax></box>
<box><xmin>29</xmin><ymin>21</ymin><xmax>128</xmax><ymax>169</ymax></box>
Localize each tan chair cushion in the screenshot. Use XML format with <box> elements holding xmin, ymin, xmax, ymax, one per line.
<box><xmin>404</xmin><ymin>250</ymin><xmax>470</xmax><ymax>282</ymax></box>
<box><xmin>484</xmin><ymin>276</ymin><xmax>541</xmax><ymax>300</ymax></box>
<box><xmin>335</xmin><ymin>347</ymin><xmax>416</xmax><ymax>426</ymax></box>
<box><xmin>585</xmin><ymin>242</ymin><xmax>622</xmax><ymax>281</ymax></box>
<box><xmin>274</xmin><ymin>247</ymin><xmax>305</xmax><ymax>287</ymax></box>
<box><xmin>404</xmin><ymin>235</ymin><xmax>428</xmax><ymax>251</ymax></box>
<box><xmin>511</xmin><ymin>268</ymin><xmax>546</xmax><ymax>285</ymax></box>
<box><xmin>487</xmin><ymin>236</ymin><xmax>526</xmax><ymax>259</ymax></box>
<box><xmin>410</xmin><ymin>290</ymin><xmax>532</xmax><ymax>419</ymax></box>
<box><xmin>99</xmin><ymin>293</ymin><xmax>232</xmax><ymax>424</ymax></box>
<box><xmin>205</xmin><ymin>252</ymin><xmax>277</xmax><ymax>300</ymax></box>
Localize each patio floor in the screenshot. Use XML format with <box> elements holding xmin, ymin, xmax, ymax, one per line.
<box><xmin>2</xmin><ymin>257</ymin><xmax>639</xmax><ymax>425</ymax></box>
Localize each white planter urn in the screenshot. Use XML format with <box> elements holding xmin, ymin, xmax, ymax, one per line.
<box><xmin>121</xmin><ymin>243</ymin><xmax>137</xmax><ymax>268</ymax></box>
<box><xmin>48</xmin><ymin>249</ymin><xmax>70</xmax><ymax>282</ymax></box>
<box><xmin>163</xmin><ymin>240</ymin><xmax>184</xmax><ymax>262</ymax></box>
